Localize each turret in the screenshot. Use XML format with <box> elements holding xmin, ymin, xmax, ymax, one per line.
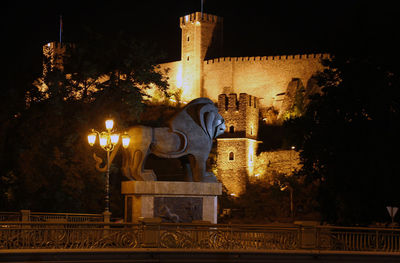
<box><xmin>42</xmin><ymin>41</ymin><xmax>67</xmax><ymax>74</ymax></box>
<box><xmin>218</xmin><ymin>93</ymin><xmax>259</xmax><ymax>139</ymax></box>
<box><xmin>180</xmin><ymin>12</ymin><xmax>223</xmax><ymax>101</ymax></box>
<box><xmin>217</xmin><ymin>93</ymin><xmax>259</xmax><ymax>195</ymax></box>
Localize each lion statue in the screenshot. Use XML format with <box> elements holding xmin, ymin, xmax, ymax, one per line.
<box><xmin>94</xmin><ymin>98</ymin><xmax>225</xmax><ymax>182</ymax></box>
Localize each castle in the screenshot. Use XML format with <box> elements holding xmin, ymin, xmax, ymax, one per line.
<box><xmin>42</xmin><ymin>12</ymin><xmax>326</xmax><ymax>196</ymax></box>
<box><xmin>157</xmin><ymin>12</ymin><xmax>328</xmax><ymax>118</ymax></box>
<box><xmin>156</xmin><ymin>12</ymin><xmax>323</xmax><ymax>194</ymax></box>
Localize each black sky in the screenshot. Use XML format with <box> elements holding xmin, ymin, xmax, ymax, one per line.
<box><xmin>3</xmin><ymin>0</ymin><xmax>398</xmax><ymax>79</ymax></box>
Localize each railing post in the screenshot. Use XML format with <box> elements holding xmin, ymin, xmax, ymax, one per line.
<box><xmin>294</xmin><ymin>221</ymin><xmax>318</xmax><ymax>249</ymax></box>
<box><xmin>20</xmin><ymin>210</ymin><xmax>31</xmax><ymax>222</ymax></box>
<box><xmin>103</xmin><ymin>211</ymin><xmax>111</xmax><ymax>223</ymax></box>
<box><xmin>103</xmin><ymin>211</ymin><xmax>111</xmax><ymax>231</ymax></box>
<box><xmin>140</xmin><ymin>217</ymin><xmax>162</xmax><ymax>248</ymax></box>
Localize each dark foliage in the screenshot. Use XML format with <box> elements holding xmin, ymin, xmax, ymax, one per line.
<box><xmin>0</xmin><ymin>30</ymin><xmax>168</xmax><ymax>216</ymax></box>
<box><xmin>285</xmin><ymin>55</ymin><xmax>400</xmax><ymax>225</ymax></box>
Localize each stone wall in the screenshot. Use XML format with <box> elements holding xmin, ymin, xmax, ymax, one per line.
<box><xmin>179</xmin><ymin>12</ymin><xmax>223</xmax><ymax>101</ymax></box>
<box><xmin>218</xmin><ymin>93</ymin><xmax>259</xmax><ymax>139</ymax></box>
<box><xmin>216</xmin><ymin>145</ymin><xmax>301</xmax><ymax>195</ymax></box>
<box><xmin>203</xmin><ymin>54</ymin><xmax>327</xmax><ymax>110</ymax></box>
<box><xmin>157</xmin><ymin>54</ymin><xmax>327</xmax><ymax>112</ymax></box>
<box><xmin>216</xmin><ymin>138</ymin><xmax>258</xmax><ymax>195</ymax></box>
<box><xmin>156</xmin><ymin>61</ymin><xmax>182</xmax><ymax>99</ymax></box>
<box><xmin>254</xmin><ymin>150</ymin><xmax>301</xmax><ymax>178</ymax></box>
<box><xmin>154</xmin><ymin>12</ymin><xmax>328</xmax><ymax>112</ymax></box>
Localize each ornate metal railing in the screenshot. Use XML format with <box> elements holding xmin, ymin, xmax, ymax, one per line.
<box><xmin>0</xmin><ymin>212</ymin><xmax>20</xmax><ymax>222</ymax></box>
<box><xmin>317</xmin><ymin>226</ymin><xmax>400</xmax><ymax>252</ymax></box>
<box><xmin>1</xmin><ymin>222</ymin><xmax>399</xmax><ymax>252</ymax></box>
<box><xmin>0</xmin><ymin>222</ymin><xmax>299</xmax><ymax>250</ymax></box>
<box><xmin>0</xmin><ymin>211</ymin><xmax>104</xmax><ymax>223</ymax></box>
<box><xmin>0</xmin><ymin>222</ymin><xmax>140</xmax><ymax>249</ymax></box>
<box><xmin>29</xmin><ymin>212</ymin><xmax>104</xmax><ymax>223</ymax></box>
<box><xmin>158</xmin><ymin>224</ymin><xmax>300</xmax><ymax>249</ymax></box>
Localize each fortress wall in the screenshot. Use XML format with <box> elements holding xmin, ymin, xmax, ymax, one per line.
<box><xmin>255</xmin><ymin>150</ymin><xmax>301</xmax><ymax>177</ymax></box>
<box><xmin>202</xmin><ymin>58</ymin><xmax>234</xmax><ymax>99</ymax></box>
<box><xmin>217</xmin><ymin>139</ymin><xmax>251</xmax><ymax>195</ymax></box>
<box><xmin>204</xmin><ymin>54</ymin><xmax>328</xmax><ymax>109</ymax></box>
<box><xmin>218</xmin><ymin>93</ymin><xmax>259</xmax><ymax>139</ymax></box>
<box><xmin>157</xmin><ymin>61</ymin><xmax>182</xmax><ymax>94</ymax></box>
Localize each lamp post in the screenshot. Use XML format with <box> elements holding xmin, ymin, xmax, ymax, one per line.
<box><xmin>280</xmin><ymin>184</ymin><xmax>294</xmax><ymax>221</ymax></box>
<box><xmin>87</xmin><ymin>119</ymin><xmax>130</xmax><ymax>213</ymax></box>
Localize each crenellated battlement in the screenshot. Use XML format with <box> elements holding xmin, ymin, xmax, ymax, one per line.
<box><xmin>180</xmin><ymin>12</ymin><xmax>223</xmax><ymax>26</ymax></box>
<box><xmin>42</xmin><ymin>41</ymin><xmax>70</xmax><ymax>53</ymax></box>
<box><xmin>205</xmin><ymin>53</ymin><xmax>330</xmax><ymax>64</ymax></box>
<box><xmin>218</xmin><ymin>93</ymin><xmax>259</xmax><ymax>112</ymax></box>
<box><xmin>46</xmin><ymin>42</ymin><xmax>63</xmax><ymax>49</ymax></box>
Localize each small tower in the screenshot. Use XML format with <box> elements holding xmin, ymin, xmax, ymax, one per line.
<box><xmin>180</xmin><ymin>12</ymin><xmax>223</xmax><ymax>101</ymax></box>
<box><xmin>217</xmin><ymin>93</ymin><xmax>259</xmax><ymax>195</ymax></box>
<box><xmin>42</xmin><ymin>41</ymin><xmax>67</xmax><ymax>74</ymax></box>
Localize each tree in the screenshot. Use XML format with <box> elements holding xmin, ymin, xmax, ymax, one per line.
<box><xmin>286</xmin><ymin>55</ymin><xmax>400</xmax><ymax>225</ymax></box>
<box><xmin>0</xmin><ymin>29</ymin><xmax>169</xmax><ymax>215</ymax></box>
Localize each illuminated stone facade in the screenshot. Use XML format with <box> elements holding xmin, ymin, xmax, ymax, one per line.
<box><xmin>42</xmin><ymin>12</ymin><xmax>327</xmax><ymax>114</ymax></box>
<box><xmin>42</xmin><ymin>42</ymin><xmax>67</xmax><ymax>74</ymax></box>
<box><xmin>158</xmin><ymin>12</ymin><xmax>328</xmax><ymax>115</ymax></box>
<box><xmin>155</xmin><ymin>12</ymin><xmax>316</xmax><ymax>194</ymax></box>
<box><xmin>254</xmin><ymin>150</ymin><xmax>301</xmax><ymax>179</ymax></box>
<box><xmin>41</xmin><ymin>11</ymin><xmax>312</xmax><ymax>196</ymax></box>
<box><xmin>217</xmin><ymin>93</ymin><xmax>259</xmax><ymax>195</ymax></box>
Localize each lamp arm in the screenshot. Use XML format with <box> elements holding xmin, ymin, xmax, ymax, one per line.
<box><xmin>93</xmin><ymin>141</ymin><xmax>121</xmax><ymax>172</ymax></box>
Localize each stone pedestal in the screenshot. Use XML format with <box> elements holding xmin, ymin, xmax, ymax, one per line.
<box><xmin>121</xmin><ymin>181</ymin><xmax>222</xmax><ymax>224</ymax></box>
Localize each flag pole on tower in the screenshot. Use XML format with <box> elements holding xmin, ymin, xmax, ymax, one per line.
<box><xmin>59</xmin><ymin>15</ymin><xmax>63</xmax><ymax>44</ymax></box>
<box><xmin>201</xmin><ymin>0</ymin><xmax>203</xmax><ymax>18</ymax></box>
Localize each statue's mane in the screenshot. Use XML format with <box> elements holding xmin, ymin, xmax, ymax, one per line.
<box><xmin>169</xmin><ymin>97</ymin><xmax>215</xmax><ymax>123</ymax></box>
<box><xmin>183</xmin><ymin>97</ymin><xmax>214</xmax><ymax>108</ymax></box>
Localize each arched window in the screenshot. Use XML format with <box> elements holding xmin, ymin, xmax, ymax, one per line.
<box><xmin>229</xmin><ymin>126</ymin><xmax>235</xmax><ymax>133</ymax></box>
<box><xmin>229</xmin><ymin>152</ymin><xmax>234</xmax><ymax>161</ymax></box>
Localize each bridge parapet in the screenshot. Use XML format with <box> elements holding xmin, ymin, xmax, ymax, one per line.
<box><xmin>0</xmin><ymin>221</ymin><xmax>400</xmax><ymax>252</ymax></box>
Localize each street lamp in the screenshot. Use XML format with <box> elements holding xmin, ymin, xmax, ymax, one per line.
<box><xmin>87</xmin><ymin>119</ymin><xmax>131</xmax><ymax>212</ymax></box>
<box><xmin>280</xmin><ymin>184</ymin><xmax>294</xmax><ymax>221</ymax></box>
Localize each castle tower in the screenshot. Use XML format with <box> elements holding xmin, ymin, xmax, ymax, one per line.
<box><xmin>217</xmin><ymin>93</ymin><xmax>259</xmax><ymax>196</ymax></box>
<box><xmin>42</xmin><ymin>42</ymin><xmax>67</xmax><ymax>74</ymax></box>
<box><xmin>180</xmin><ymin>12</ymin><xmax>223</xmax><ymax>101</ymax></box>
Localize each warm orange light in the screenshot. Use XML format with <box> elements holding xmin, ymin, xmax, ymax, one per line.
<box><xmin>122</xmin><ymin>133</ymin><xmax>131</xmax><ymax>148</ymax></box>
<box><xmin>110</xmin><ymin>133</ymin><xmax>119</xmax><ymax>145</ymax></box>
<box><xmin>99</xmin><ymin>133</ymin><xmax>108</xmax><ymax>147</ymax></box>
<box><xmin>87</xmin><ymin>131</ymin><xmax>96</xmax><ymax>146</ymax></box>
<box><xmin>176</xmin><ymin>64</ymin><xmax>182</xmax><ymax>88</ymax></box>
<box><xmin>105</xmin><ymin>119</ymin><xmax>114</xmax><ymax>131</ymax></box>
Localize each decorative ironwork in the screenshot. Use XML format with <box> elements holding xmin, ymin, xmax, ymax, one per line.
<box><xmin>158</xmin><ymin>225</ymin><xmax>299</xmax><ymax>250</ymax></box>
<box><xmin>0</xmin><ymin>213</ymin><xmax>20</xmax><ymax>222</ymax></box>
<box><xmin>0</xmin><ymin>212</ymin><xmax>104</xmax><ymax>223</ymax></box>
<box><xmin>0</xmin><ymin>223</ymin><xmax>140</xmax><ymax>249</ymax></box>
<box><xmin>29</xmin><ymin>212</ymin><xmax>104</xmax><ymax>223</ymax></box>
<box><xmin>316</xmin><ymin>226</ymin><xmax>400</xmax><ymax>252</ymax></box>
<box><xmin>1</xmin><ymin>222</ymin><xmax>400</xmax><ymax>252</ymax></box>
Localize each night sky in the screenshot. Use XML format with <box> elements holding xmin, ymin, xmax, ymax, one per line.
<box><xmin>3</xmin><ymin>0</ymin><xmax>398</xmax><ymax>81</ymax></box>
